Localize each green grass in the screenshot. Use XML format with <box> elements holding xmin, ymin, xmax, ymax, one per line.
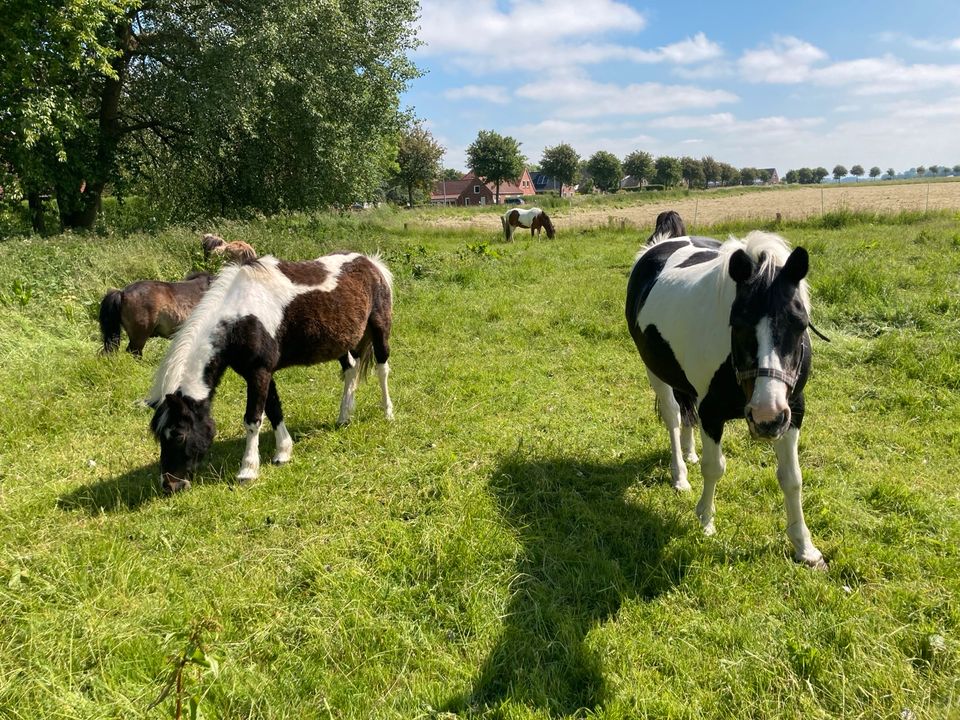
<box><xmin>1</xmin><ymin>210</ymin><xmax>959</xmax><ymax>719</ymax></box>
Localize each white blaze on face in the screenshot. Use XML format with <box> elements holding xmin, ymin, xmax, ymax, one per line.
<box><xmin>749</xmin><ymin>317</ymin><xmax>790</xmax><ymax>423</ymax></box>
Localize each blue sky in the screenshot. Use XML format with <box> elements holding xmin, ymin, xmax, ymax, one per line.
<box><xmin>403</xmin><ymin>0</ymin><xmax>960</xmax><ymax>175</ymax></box>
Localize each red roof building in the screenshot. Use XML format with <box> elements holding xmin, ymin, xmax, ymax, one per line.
<box><xmin>431</xmin><ymin>169</ymin><xmax>538</xmax><ymax>206</ymax></box>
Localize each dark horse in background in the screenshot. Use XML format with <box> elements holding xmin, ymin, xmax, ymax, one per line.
<box><xmin>626</xmin><ymin>221</ymin><xmax>827</xmax><ymax>569</ymax></box>
<box><xmin>147</xmin><ymin>252</ymin><xmax>394</xmax><ymax>493</ymax></box>
<box><xmin>501</xmin><ymin>207</ymin><xmax>555</xmax><ymax>241</ymax></box>
<box><xmin>99</xmin><ymin>271</ymin><xmax>213</xmax><ymax>356</ymax></box>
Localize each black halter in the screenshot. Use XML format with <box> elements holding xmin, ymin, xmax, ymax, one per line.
<box><xmin>733</xmin><ymin>339</ymin><xmax>804</xmax><ymax>391</ymax></box>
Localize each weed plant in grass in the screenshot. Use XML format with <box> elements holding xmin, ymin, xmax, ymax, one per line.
<box><xmin>0</xmin><ymin>211</ymin><xmax>958</xmax><ymax>718</ymax></box>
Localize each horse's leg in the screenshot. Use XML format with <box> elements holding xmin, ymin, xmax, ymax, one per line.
<box><xmin>646</xmin><ymin>370</ymin><xmax>690</xmax><ymax>491</ymax></box>
<box><xmin>266</xmin><ymin>379</ymin><xmax>293</xmax><ymax>464</ymax></box>
<box><xmin>774</xmin><ymin>427</ymin><xmax>827</xmax><ymax>569</ymax></box>
<box><xmin>675</xmin><ymin>391</ymin><xmax>699</xmax><ymax>463</ymax></box>
<box><xmin>696</xmin><ymin>429</ymin><xmax>726</xmax><ymax>536</ymax></box>
<box><xmin>337</xmin><ymin>352</ymin><xmax>360</xmax><ymax>427</ymax></box>
<box><xmin>238</xmin><ymin>369</ymin><xmax>271</xmax><ymax>481</ymax></box>
<box><xmin>126</xmin><ymin>327</ymin><xmax>147</xmax><ymax>357</ymax></box>
<box><xmin>370</xmin><ymin>324</ymin><xmax>394</xmax><ymax>421</ymax></box>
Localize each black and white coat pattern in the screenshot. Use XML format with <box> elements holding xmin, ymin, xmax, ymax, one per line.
<box><xmin>626</xmin><ymin>230</ymin><xmax>825</xmax><ymax>568</ymax></box>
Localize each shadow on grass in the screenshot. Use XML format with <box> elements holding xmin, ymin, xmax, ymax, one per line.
<box><xmin>447</xmin><ymin>449</ymin><xmax>688</xmax><ymax>717</ymax></box>
<box><xmin>57</xmin><ymin>436</ymin><xmax>248</xmax><ymax>513</ymax></box>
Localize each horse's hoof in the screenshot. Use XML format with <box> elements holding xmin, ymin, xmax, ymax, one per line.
<box><xmin>701</xmin><ymin>521</ymin><xmax>717</xmax><ymax>536</ymax></box>
<box><xmin>162</xmin><ymin>478</ymin><xmax>191</xmax><ymax>495</ymax></box>
<box><xmin>800</xmin><ymin>554</ymin><xmax>829</xmax><ymax>571</ymax></box>
<box><xmin>683</xmin><ymin>452</ymin><xmax>699</xmax><ymax>464</ymax></box>
<box><xmin>271</xmin><ymin>454</ymin><xmax>291</xmax><ymax>465</ymax></box>
<box><xmin>236</xmin><ymin>467</ymin><xmax>258</xmax><ymax>483</ymax></box>
<box><xmin>672</xmin><ymin>478</ymin><xmax>691</xmax><ymax>492</ymax></box>
<box><xmin>336</xmin><ymin>418</ymin><xmax>351</xmax><ymax>428</ymax></box>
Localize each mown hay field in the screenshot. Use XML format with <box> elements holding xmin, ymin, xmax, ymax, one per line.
<box><xmin>0</xmin><ymin>208</ymin><xmax>958</xmax><ymax>718</ymax></box>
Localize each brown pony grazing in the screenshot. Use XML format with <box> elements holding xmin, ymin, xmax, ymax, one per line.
<box><xmin>99</xmin><ymin>271</ymin><xmax>213</xmax><ymax>356</ymax></box>
<box><xmin>501</xmin><ymin>207</ymin><xmax>556</xmax><ymax>241</ymax></box>
<box><xmin>147</xmin><ymin>252</ymin><xmax>394</xmax><ymax>493</ymax></box>
<box><xmin>201</xmin><ymin>233</ymin><xmax>257</xmax><ymax>263</ymax></box>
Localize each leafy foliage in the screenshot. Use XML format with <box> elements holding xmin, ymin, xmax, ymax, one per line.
<box><xmin>390</xmin><ymin>121</ymin><xmax>444</xmax><ymax>207</ymax></box>
<box><xmin>466</xmin><ymin>130</ymin><xmax>525</xmax><ymax>203</ymax></box>
<box><xmin>539</xmin><ymin>143</ymin><xmax>581</xmax><ymax>193</ymax></box>
<box><xmin>585</xmin><ymin>151</ymin><xmax>622</xmax><ymax>193</ymax></box>
<box><xmin>623</xmin><ymin>150</ymin><xmax>654</xmax><ymax>184</ymax></box>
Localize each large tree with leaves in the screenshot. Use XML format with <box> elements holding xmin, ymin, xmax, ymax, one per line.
<box><xmin>466</xmin><ymin>130</ymin><xmax>525</xmax><ymax>204</ymax></box>
<box><xmin>622</xmin><ymin>150</ymin><xmax>654</xmax><ymax>186</ymax></box>
<box><xmin>0</xmin><ymin>0</ymin><xmax>420</xmax><ymax>229</ymax></box>
<box><xmin>391</xmin><ymin>122</ymin><xmax>444</xmax><ymax>207</ymax></box>
<box><xmin>585</xmin><ymin>151</ymin><xmax>622</xmax><ymax>193</ymax></box>
<box><xmin>539</xmin><ymin>143</ymin><xmax>580</xmax><ymax>195</ymax></box>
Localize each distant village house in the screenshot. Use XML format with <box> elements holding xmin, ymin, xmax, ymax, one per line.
<box><xmin>430</xmin><ymin>169</ymin><xmax>540</xmax><ymax>206</ymax></box>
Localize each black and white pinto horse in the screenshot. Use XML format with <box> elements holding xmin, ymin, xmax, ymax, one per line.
<box><xmin>147</xmin><ymin>252</ymin><xmax>394</xmax><ymax>494</ymax></box>
<box><xmin>626</xmin><ymin>229</ymin><xmax>826</xmax><ymax>568</ymax></box>
<box><xmin>501</xmin><ymin>207</ymin><xmax>555</xmax><ymax>241</ymax></box>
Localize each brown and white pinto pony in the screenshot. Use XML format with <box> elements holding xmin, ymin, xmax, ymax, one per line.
<box><xmin>501</xmin><ymin>207</ymin><xmax>555</xmax><ymax>241</ymax></box>
<box><xmin>99</xmin><ymin>271</ymin><xmax>213</xmax><ymax>356</ymax></box>
<box><xmin>147</xmin><ymin>252</ymin><xmax>394</xmax><ymax>494</ymax></box>
<box><xmin>202</xmin><ymin>233</ymin><xmax>257</xmax><ymax>263</ymax></box>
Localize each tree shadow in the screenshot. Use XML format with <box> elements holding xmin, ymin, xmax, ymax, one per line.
<box><xmin>447</xmin><ymin>449</ymin><xmax>688</xmax><ymax>717</ymax></box>
<box><xmin>57</xmin><ymin>436</ymin><xmax>248</xmax><ymax>514</ymax></box>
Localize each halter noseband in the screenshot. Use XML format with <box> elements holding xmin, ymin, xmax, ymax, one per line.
<box><xmin>733</xmin><ymin>340</ymin><xmax>804</xmax><ymax>392</ymax></box>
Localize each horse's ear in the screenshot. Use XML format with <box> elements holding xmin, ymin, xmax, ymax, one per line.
<box><xmin>729</xmin><ymin>249</ymin><xmax>754</xmax><ymax>284</ymax></box>
<box><xmin>781</xmin><ymin>246</ymin><xmax>809</xmax><ymax>286</ymax></box>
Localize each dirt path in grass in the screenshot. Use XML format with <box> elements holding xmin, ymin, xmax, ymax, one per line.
<box><xmin>416</xmin><ymin>181</ymin><xmax>960</xmax><ymax>234</ymax></box>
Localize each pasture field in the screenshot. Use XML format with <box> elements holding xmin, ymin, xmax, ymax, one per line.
<box><xmin>416</xmin><ymin>179</ymin><xmax>960</xmax><ymax>234</ymax></box>
<box><xmin>0</xmin><ymin>209</ymin><xmax>959</xmax><ymax>719</ymax></box>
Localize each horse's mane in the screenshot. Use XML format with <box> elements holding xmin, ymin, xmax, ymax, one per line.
<box><xmin>719</xmin><ymin>231</ymin><xmax>811</xmax><ymax>311</ymax></box>
<box><xmin>147</xmin><ymin>261</ymin><xmax>272</xmax><ymax>404</ymax></box>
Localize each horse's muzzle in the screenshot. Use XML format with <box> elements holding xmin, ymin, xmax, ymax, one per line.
<box><xmin>746</xmin><ymin>409</ymin><xmax>790</xmax><ymax>440</ymax></box>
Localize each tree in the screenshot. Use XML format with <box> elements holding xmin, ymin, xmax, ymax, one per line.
<box><xmin>585</xmin><ymin>151</ymin><xmax>623</xmax><ymax>193</ymax></box>
<box><xmin>850</xmin><ymin>165</ymin><xmax>864</xmax><ymax>181</ymax></box>
<box><xmin>719</xmin><ymin>163</ymin><xmax>740</xmax><ymax>187</ymax></box>
<box><xmin>681</xmin><ymin>157</ymin><xmax>705</xmax><ymax>189</ymax></box>
<box><xmin>886</xmin><ymin>168</ymin><xmax>896</xmax><ymax>179</ymax></box>
<box><xmin>832</xmin><ymin>165</ymin><xmax>848</xmax><ymax>182</ymax></box>
<box><xmin>757</xmin><ymin>168</ymin><xmax>772</xmax><ymax>184</ymax></box>
<box><xmin>392</xmin><ymin>122</ymin><xmax>444</xmax><ymax>207</ymax></box>
<box><xmin>915</xmin><ymin>166</ymin><xmax>926</xmax><ymax>177</ymax></box>
<box><xmin>953</xmin><ymin>165</ymin><xmax>960</xmax><ymax>175</ymax></box>
<box><xmin>540</xmin><ymin>143</ymin><xmax>581</xmax><ymax>195</ymax></box>
<box><xmin>701</xmin><ymin>156</ymin><xmax>721</xmax><ymax>187</ymax></box>
<box><xmin>466</xmin><ymin>130</ymin><xmax>525</xmax><ymax>204</ymax></box>
<box><xmin>869</xmin><ymin>166</ymin><xmax>881</xmax><ymax>179</ymax></box>
<box><xmin>797</xmin><ymin>168</ymin><xmax>814</xmax><ymax>184</ymax></box>
<box><xmin>813</xmin><ymin>167</ymin><xmax>829</xmax><ymax>184</ymax></box>
<box><xmin>740</xmin><ymin>167</ymin><xmax>758</xmax><ymax>185</ymax></box>
<box><xmin>784</xmin><ymin>169</ymin><xmax>799</xmax><ymax>184</ymax></box>
<box><xmin>622</xmin><ymin>150</ymin><xmax>655</xmax><ymax>186</ymax></box>
<box><xmin>0</xmin><ymin>0</ymin><xmax>420</xmax><ymax>229</ymax></box>
<box><xmin>655</xmin><ymin>156</ymin><xmax>683</xmax><ymax>187</ymax></box>
<box><xmin>927</xmin><ymin>165</ymin><xmax>939</xmax><ymax>176</ymax></box>
<box><xmin>442</xmin><ymin>168</ymin><xmax>463</xmax><ymax>181</ymax></box>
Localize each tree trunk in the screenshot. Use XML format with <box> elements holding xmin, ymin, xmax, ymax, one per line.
<box><xmin>495</xmin><ymin>181</ymin><xmax>500</xmax><ymax>204</ymax></box>
<box><xmin>407</xmin><ymin>183</ymin><xmax>414</xmax><ymax>208</ymax></box>
<box><xmin>58</xmin><ymin>18</ymin><xmax>132</xmax><ymax>230</ymax></box>
<box><xmin>27</xmin><ymin>190</ymin><xmax>46</xmax><ymax>234</ymax></box>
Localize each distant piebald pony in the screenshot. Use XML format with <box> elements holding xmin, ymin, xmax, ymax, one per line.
<box><xmin>148</xmin><ymin>252</ymin><xmax>394</xmax><ymax>494</ymax></box>
<box><xmin>501</xmin><ymin>207</ymin><xmax>555</xmax><ymax>241</ymax></box>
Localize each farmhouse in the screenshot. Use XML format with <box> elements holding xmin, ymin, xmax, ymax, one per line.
<box><xmin>620</xmin><ymin>175</ymin><xmax>647</xmax><ymax>191</ymax></box>
<box><xmin>530</xmin><ymin>171</ymin><xmax>575</xmax><ymax>197</ymax></box>
<box><xmin>761</xmin><ymin>168</ymin><xmax>780</xmax><ymax>184</ymax></box>
<box><xmin>430</xmin><ymin>169</ymin><xmax>538</xmax><ymax>206</ymax></box>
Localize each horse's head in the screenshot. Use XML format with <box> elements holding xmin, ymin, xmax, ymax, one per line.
<box><xmin>728</xmin><ymin>245</ymin><xmax>810</xmax><ymax>440</ymax></box>
<box><xmin>149</xmin><ymin>390</ymin><xmax>216</xmax><ymax>493</ymax></box>
<box><xmin>540</xmin><ymin>211</ymin><xmax>556</xmax><ymax>239</ymax></box>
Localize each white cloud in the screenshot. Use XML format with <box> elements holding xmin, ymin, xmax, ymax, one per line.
<box><xmin>657</xmin><ymin>33</ymin><xmax>724</xmax><ymax>64</ymax></box>
<box><xmin>514</xmin><ymin>71</ymin><xmax>738</xmax><ymax>118</ymax></box>
<box><xmin>738</xmin><ymin>36</ymin><xmax>827</xmax><ymax>83</ymax></box>
<box><xmin>876</xmin><ymin>31</ymin><xmax>960</xmax><ymax>53</ymax></box>
<box><xmin>417</xmin><ymin>0</ymin><xmax>644</xmax><ymax>57</ymax></box>
<box><xmin>444</xmin><ymin>85</ymin><xmax>510</xmax><ymax>104</ymax></box>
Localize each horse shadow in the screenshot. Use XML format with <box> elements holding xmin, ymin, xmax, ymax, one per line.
<box><xmin>446</xmin><ymin>450</ymin><xmax>688</xmax><ymax>717</ymax></box>
<box><xmin>57</xmin><ymin>436</ymin><xmax>248</xmax><ymax>514</ymax></box>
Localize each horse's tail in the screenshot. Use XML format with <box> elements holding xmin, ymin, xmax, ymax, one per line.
<box><xmin>99</xmin><ymin>289</ymin><xmax>123</xmax><ymax>353</ymax></box>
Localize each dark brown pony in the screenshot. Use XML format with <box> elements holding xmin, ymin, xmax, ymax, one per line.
<box><xmin>147</xmin><ymin>252</ymin><xmax>394</xmax><ymax>493</ymax></box>
<box><xmin>99</xmin><ymin>271</ymin><xmax>213</xmax><ymax>356</ymax></box>
<box><xmin>501</xmin><ymin>207</ymin><xmax>556</xmax><ymax>241</ymax></box>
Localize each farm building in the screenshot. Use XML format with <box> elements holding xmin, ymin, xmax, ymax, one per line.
<box><xmin>430</xmin><ymin>170</ymin><xmax>538</xmax><ymax>206</ymax></box>
<box><xmin>530</xmin><ymin>172</ymin><xmax>576</xmax><ymax>197</ymax></box>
